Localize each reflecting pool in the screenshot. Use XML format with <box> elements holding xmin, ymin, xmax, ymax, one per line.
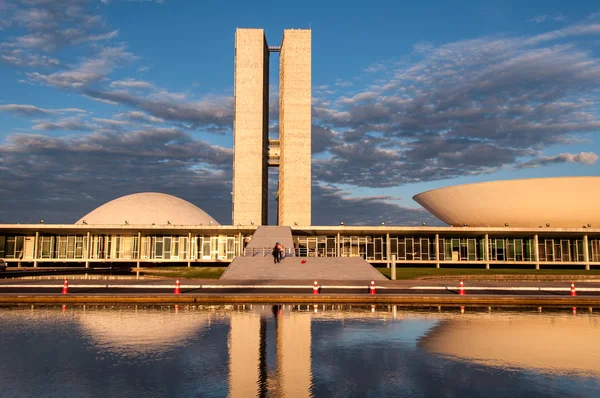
<box><xmin>0</xmin><ymin>304</ymin><xmax>599</xmax><ymax>397</ymax></box>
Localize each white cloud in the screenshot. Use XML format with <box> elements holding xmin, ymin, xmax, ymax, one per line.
<box><xmin>0</xmin><ymin>104</ymin><xmax>53</xmax><ymax>116</ymax></box>
<box><xmin>527</xmin><ymin>14</ymin><xmax>567</xmax><ymax>24</ymax></box>
<box><xmin>110</xmin><ymin>78</ymin><xmax>154</xmax><ymax>89</ymax></box>
<box><xmin>115</xmin><ymin>111</ymin><xmax>164</xmax><ymax>124</ymax></box>
<box><xmin>32</xmin><ymin>117</ymin><xmax>91</xmax><ymax>131</ymax></box>
<box><xmin>27</xmin><ymin>45</ymin><xmax>136</xmax><ymax>88</ymax></box>
<box><xmin>525</xmin><ymin>23</ymin><xmax>600</xmax><ymax>45</ymax></box>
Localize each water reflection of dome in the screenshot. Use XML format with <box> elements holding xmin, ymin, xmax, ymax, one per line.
<box><xmin>419</xmin><ymin>314</ymin><xmax>600</xmax><ymax>376</ymax></box>
<box><xmin>78</xmin><ymin>309</ymin><xmax>210</xmax><ymax>356</ymax></box>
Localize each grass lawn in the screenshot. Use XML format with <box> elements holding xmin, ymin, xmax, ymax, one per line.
<box><xmin>376</xmin><ymin>267</ymin><xmax>600</xmax><ymax>280</ymax></box>
<box><xmin>134</xmin><ymin>267</ymin><xmax>227</xmax><ymax>279</ymax></box>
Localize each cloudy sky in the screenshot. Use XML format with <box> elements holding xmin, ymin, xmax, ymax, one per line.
<box><xmin>1</xmin><ymin>0</ymin><xmax>599</xmax><ymax>226</ymax></box>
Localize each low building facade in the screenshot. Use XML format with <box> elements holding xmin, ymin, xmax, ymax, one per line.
<box><xmin>1</xmin><ymin>224</ymin><xmax>599</xmax><ymax>270</ymax></box>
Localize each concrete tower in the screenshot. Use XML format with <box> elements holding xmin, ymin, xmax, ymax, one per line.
<box><xmin>232</xmin><ymin>29</ymin><xmax>269</xmax><ymax>226</ymax></box>
<box><xmin>278</xmin><ymin>29</ymin><xmax>312</xmax><ymax>227</ymax></box>
<box><xmin>232</xmin><ymin>28</ymin><xmax>311</xmax><ymax>227</ymax></box>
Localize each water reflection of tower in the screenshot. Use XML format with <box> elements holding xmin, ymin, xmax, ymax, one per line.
<box><xmin>276</xmin><ymin>305</ymin><xmax>312</xmax><ymax>397</ymax></box>
<box><xmin>228</xmin><ymin>306</ymin><xmax>312</xmax><ymax>397</ymax></box>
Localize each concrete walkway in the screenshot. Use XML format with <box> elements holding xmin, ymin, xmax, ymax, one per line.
<box><xmin>220</xmin><ymin>256</ymin><xmax>386</xmax><ymax>281</ymax></box>
<box><xmin>0</xmin><ymin>278</ymin><xmax>599</xmax><ymax>304</ymax></box>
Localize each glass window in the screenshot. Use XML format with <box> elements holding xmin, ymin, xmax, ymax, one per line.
<box><xmin>75</xmin><ymin>237</ymin><xmax>84</xmax><ymax>258</ymax></box>
<box><xmin>576</xmin><ymin>240</ymin><xmax>584</xmax><ymax>262</ymax></box>
<box><xmin>545</xmin><ymin>240</ymin><xmax>554</xmax><ymax>261</ymax></box>
<box><xmin>524</xmin><ymin>239</ymin><xmax>532</xmax><ymax>262</ymax></box>
<box><xmin>460</xmin><ymin>239</ymin><xmax>468</xmax><ymax>261</ymax></box>
<box><xmin>561</xmin><ymin>240</ymin><xmax>570</xmax><ymax>262</ymax></box>
<box><xmin>421</xmin><ymin>238</ymin><xmax>429</xmax><ymax>261</ymax></box>
<box><xmin>514</xmin><ymin>239</ymin><xmax>523</xmax><ymax>261</ymax></box>
<box><xmin>58</xmin><ymin>237</ymin><xmax>67</xmax><ymax>259</ymax></box>
<box><xmin>163</xmin><ymin>237</ymin><xmax>171</xmax><ymax>259</ymax></box>
<box><xmin>553</xmin><ymin>241</ymin><xmax>561</xmax><ymax>262</ymax></box>
<box><xmin>398</xmin><ymin>240</ymin><xmax>406</xmax><ymax>260</ymax></box>
<box><xmin>413</xmin><ymin>239</ymin><xmax>421</xmax><ymax>260</ymax></box>
<box><xmin>444</xmin><ymin>239</ymin><xmax>452</xmax><ymax>261</ymax></box>
<box><xmin>496</xmin><ymin>239</ymin><xmax>505</xmax><ymax>261</ymax></box>
<box><xmin>591</xmin><ymin>240</ymin><xmax>600</xmax><ymax>262</ymax></box>
<box><xmin>155</xmin><ymin>237</ymin><xmax>163</xmax><ymax>259</ymax></box>
<box><xmin>406</xmin><ymin>239</ymin><xmax>413</xmax><ymax>261</ymax></box>
<box><xmin>467</xmin><ymin>239</ymin><xmax>476</xmax><ymax>261</ymax></box>
<box><xmin>538</xmin><ymin>243</ymin><xmax>545</xmax><ymax>261</ymax></box>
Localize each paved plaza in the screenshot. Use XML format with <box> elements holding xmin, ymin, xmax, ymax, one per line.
<box><xmin>220</xmin><ymin>256</ymin><xmax>387</xmax><ymax>281</ymax></box>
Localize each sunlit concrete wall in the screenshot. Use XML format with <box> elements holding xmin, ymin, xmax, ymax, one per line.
<box><xmin>279</xmin><ymin>29</ymin><xmax>312</xmax><ymax>227</ymax></box>
<box><xmin>229</xmin><ymin>312</ymin><xmax>262</xmax><ymax>397</ymax></box>
<box><xmin>233</xmin><ymin>28</ymin><xmax>269</xmax><ymax>226</ymax></box>
<box><xmin>413</xmin><ymin>176</ymin><xmax>600</xmax><ymax>228</ymax></box>
<box><xmin>277</xmin><ymin>312</ymin><xmax>312</xmax><ymax>397</ymax></box>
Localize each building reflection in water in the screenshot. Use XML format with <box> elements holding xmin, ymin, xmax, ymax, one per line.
<box><xmin>2</xmin><ymin>304</ymin><xmax>598</xmax><ymax>396</ymax></box>
<box><xmin>76</xmin><ymin>305</ymin><xmax>211</xmax><ymax>357</ymax></box>
<box><xmin>228</xmin><ymin>305</ymin><xmax>312</xmax><ymax>398</ymax></box>
<box><xmin>419</xmin><ymin>310</ymin><xmax>600</xmax><ymax>376</ymax></box>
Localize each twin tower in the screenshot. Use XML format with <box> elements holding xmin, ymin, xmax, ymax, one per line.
<box><xmin>232</xmin><ymin>28</ymin><xmax>312</xmax><ymax>227</ymax></box>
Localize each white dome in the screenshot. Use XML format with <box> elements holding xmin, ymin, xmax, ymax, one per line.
<box><xmin>76</xmin><ymin>192</ymin><xmax>220</xmax><ymax>225</ymax></box>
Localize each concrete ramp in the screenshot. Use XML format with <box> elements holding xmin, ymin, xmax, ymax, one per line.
<box><xmin>245</xmin><ymin>226</ymin><xmax>294</xmax><ymax>253</ymax></box>
<box><xmin>221</xmin><ymin>256</ymin><xmax>386</xmax><ymax>281</ymax></box>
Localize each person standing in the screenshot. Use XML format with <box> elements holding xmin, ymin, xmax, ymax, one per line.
<box><xmin>272</xmin><ymin>243</ymin><xmax>280</xmax><ymax>264</ymax></box>
<box><xmin>278</xmin><ymin>242</ymin><xmax>285</xmax><ymax>262</ymax></box>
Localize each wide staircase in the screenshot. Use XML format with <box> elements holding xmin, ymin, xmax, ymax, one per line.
<box><xmin>221</xmin><ymin>226</ymin><xmax>385</xmax><ymax>281</ymax></box>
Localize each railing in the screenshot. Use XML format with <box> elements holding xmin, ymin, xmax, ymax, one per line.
<box><xmin>242</xmin><ymin>247</ymin><xmax>342</xmax><ymax>258</ymax></box>
<box><xmin>294</xmin><ymin>248</ymin><xmax>337</xmax><ymax>257</ymax></box>
<box><xmin>243</xmin><ymin>247</ymin><xmax>295</xmax><ymax>257</ymax></box>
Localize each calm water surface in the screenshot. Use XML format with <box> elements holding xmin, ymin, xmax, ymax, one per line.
<box><xmin>0</xmin><ymin>304</ymin><xmax>598</xmax><ymax>397</ymax></box>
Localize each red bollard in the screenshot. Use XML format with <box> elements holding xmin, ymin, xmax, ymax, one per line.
<box><xmin>312</xmin><ymin>280</ymin><xmax>319</xmax><ymax>294</ymax></box>
<box><xmin>458</xmin><ymin>280</ymin><xmax>465</xmax><ymax>295</ymax></box>
<box><xmin>570</xmin><ymin>282</ymin><xmax>577</xmax><ymax>297</ymax></box>
<box><xmin>61</xmin><ymin>278</ymin><xmax>69</xmax><ymax>295</ymax></box>
<box><xmin>369</xmin><ymin>280</ymin><xmax>376</xmax><ymax>295</ymax></box>
<box><xmin>174</xmin><ymin>279</ymin><xmax>181</xmax><ymax>295</ymax></box>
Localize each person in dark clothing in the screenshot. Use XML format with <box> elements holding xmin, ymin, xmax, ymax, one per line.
<box><xmin>272</xmin><ymin>243</ymin><xmax>280</xmax><ymax>264</ymax></box>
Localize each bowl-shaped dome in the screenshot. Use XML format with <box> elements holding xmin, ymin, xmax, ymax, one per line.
<box><xmin>413</xmin><ymin>176</ymin><xmax>600</xmax><ymax>228</ymax></box>
<box><xmin>76</xmin><ymin>192</ymin><xmax>220</xmax><ymax>225</ymax></box>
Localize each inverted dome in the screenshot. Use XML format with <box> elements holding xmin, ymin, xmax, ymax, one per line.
<box><xmin>76</xmin><ymin>192</ymin><xmax>220</xmax><ymax>225</ymax></box>
<box><xmin>413</xmin><ymin>176</ymin><xmax>600</xmax><ymax>228</ymax></box>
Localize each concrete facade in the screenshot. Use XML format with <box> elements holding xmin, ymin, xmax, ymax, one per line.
<box><xmin>279</xmin><ymin>29</ymin><xmax>312</xmax><ymax>227</ymax></box>
<box><xmin>232</xmin><ymin>28</ymin><xmax>312</xmax><ymax>227</ymax></box>
<box><xmin>232</xmin><ymin>29</ymin><xmax>270</xmax><ymax>226</ymax></box>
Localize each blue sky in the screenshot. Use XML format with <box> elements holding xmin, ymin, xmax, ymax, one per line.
<box><xmin>1</xmin><ymin>0</ymin><xmax>599</xmax><ymax>225</ymax></box>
